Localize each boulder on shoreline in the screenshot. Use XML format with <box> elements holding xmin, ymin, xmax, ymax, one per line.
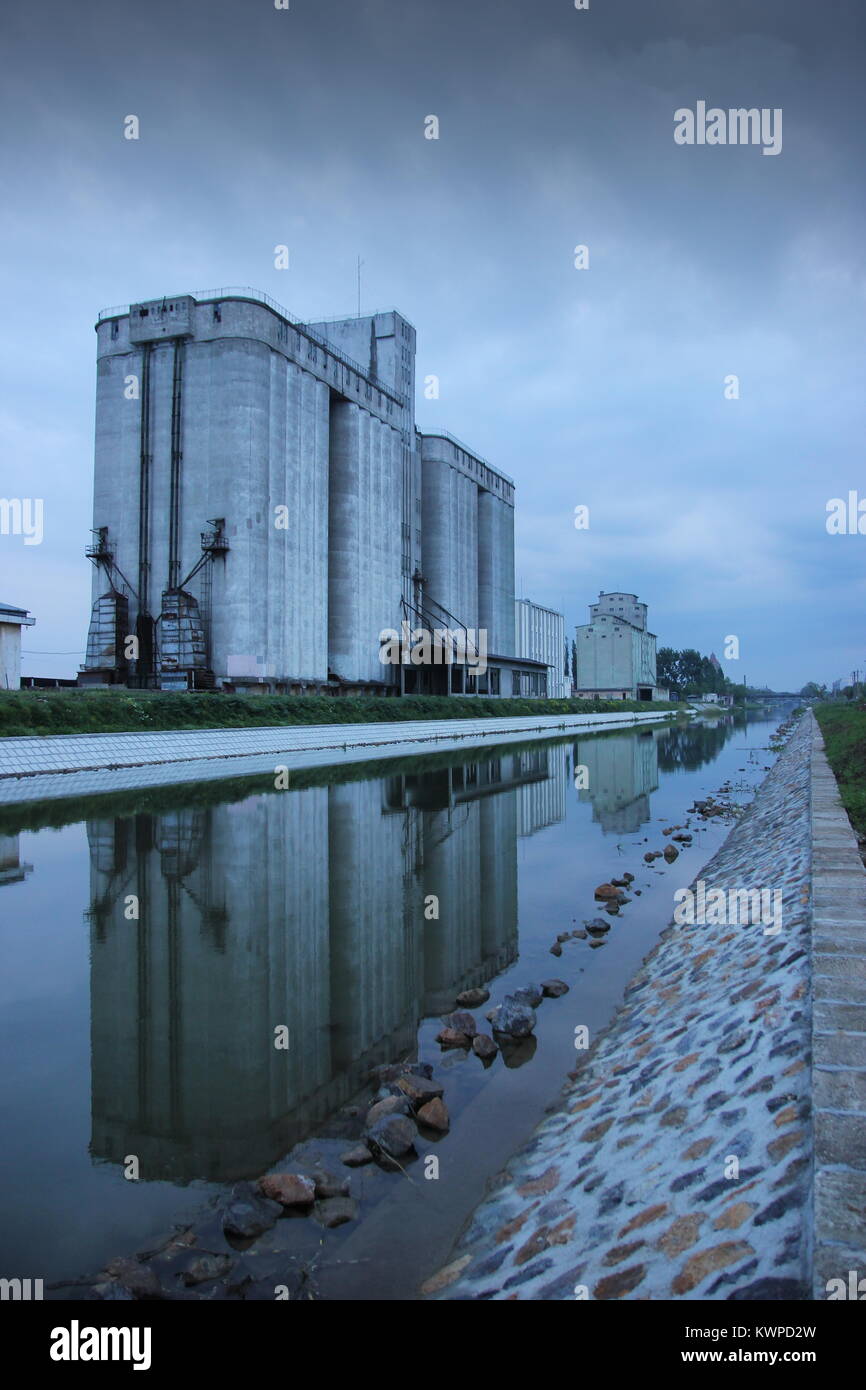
<box><xmin>486</xmin><ymin>996</ymin><xmax>537</xmax><ymax>1038</ymax></box>
<box><xmin>258</xmin><ymin>1173</ymin><xmax>316</xmax><ymax>1208</ymax></box>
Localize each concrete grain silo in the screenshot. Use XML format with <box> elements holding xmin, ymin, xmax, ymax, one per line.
<box><xmin>82</xmin><ymin>290</ymin><xmax>524</xmax><ymax>696</ymax></box>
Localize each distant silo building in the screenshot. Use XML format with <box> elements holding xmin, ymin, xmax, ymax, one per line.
<box><xmin>515</xmin><ymin>599</ymin><xmax>567</xmax><ymax>699</ymax></box>
<box><xmin>80</xmin><ymin>290</ymin><xmax>533</xmax><ymax>695</ymax></box>
<box><xmin>574</xmin><ymin>590</ymin><xmax>660</xmax><ymax>701</ymax></box>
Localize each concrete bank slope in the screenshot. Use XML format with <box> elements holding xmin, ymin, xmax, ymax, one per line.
<box><xmin>0</xmin><ymin>710</ymin><xmax>671</xmax><ymax>806</ymax></box>
<box><xmin>428</xmin><ymin>714</ymin><xmax>816</xmax><ymax>1301</ymax></box>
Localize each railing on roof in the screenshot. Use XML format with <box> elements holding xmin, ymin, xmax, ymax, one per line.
<box><xmin>97</xmin><ymin>288</ymin><xmax>408</xmax><ymax>408</ymax></box>
<box><xmin>418</xmin><ymin>429</ymin><xmax>515</xmax><ymax>488</ymax></box>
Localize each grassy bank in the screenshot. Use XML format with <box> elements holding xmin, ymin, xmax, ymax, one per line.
<box><xmin>815</xmin><ymin>702</ymin><xmax>866</xmax><ymax>839</ymax></box>
<box><xmin>0</xmin><ymin>689</ymin><xmax>677</xmax><ymax>739</ymax></box>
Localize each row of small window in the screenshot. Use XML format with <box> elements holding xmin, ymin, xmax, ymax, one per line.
<box><xmin>465</xmin><ymin>669</ymin><xmax>501</xmax><ymax>695</ymax></box>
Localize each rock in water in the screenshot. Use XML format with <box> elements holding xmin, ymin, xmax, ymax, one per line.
<box><xmin>183</xmin><ymin>1254</ymin><xmax>233</xmax><ymax>1286</ymax></box>
<box><xmin>594</xmin><ymin>883</ymin><xmax>620</xmax><ymax>899</ymax></box>
<box><xmin>436</xmin><ymin>1027</ymin><xmax>471</xmax><ymax>1048</ymax></box>
<box><xmin>417</xmin><ymin>1097</ymin><xmax>450</xmax><ymax>1132</ymax></box>
<box><xmin>472</xmin><ymin>1033</ymin><xmax>498</xmax><ymax>1059</ymax></box>
<box><xmin>541</xmin><ymin>979</ymin><xmax>569</xmax><ymax>998</ymax></box>
<box><xmin>258</xmin><ymin>1173</ymin><xmax>316</xmax><ymax>1208</ymax></box>
<box><xmin>340</xmin><ymin>1145</ymin><xmax>374</xmax><ymax>1168</ymax></box>
<box><xmin>369</xmin><ymin>1061</ymin><xmax>433</xmax><ymax>1087</ymax></box>
<box><xmin>549</xmin><ymin>942</ymin><xmax>563</xmax><ymax>956</ymax></box>
<box><xmin>487</xmin><ymin>995</ymin><xmax>537</xmax><ymax>1038</ymax></box>
<box><xmin>365</xmin><ymin>1113</ymin><xmax>418</xmax><ymax>1161</ymax></box>
<box><xmin>442</xmin><ymin>1009</ymin><xmax>477</xmax><ymax>1037</ymax></box>
<box><xmin>456</xmin><ymin>987</ymin><xmax>489</xmax><ymax>1008</ymax></box>
<box><xmin>510</xmin><ymin>983</ymin><xmax>544</xmax><ymax>1008</ymax></box>
<box><xmin>365</xmin><ymin>1095</ymin><xmax>412</xmax><ymax>1128</ymax></box>
<box><xmin>222</xmin><ymin>1191</ymin><xmax>283</xmax><ymax>1239</ymax></box>
<box><xmin>102</xmin><ymin>1258</ymin><xmax>162</xmax><ymax>1300</ymax></box>
<box><xmin>584</xmin><ymin>918</ymin><xmax>610</xmax><ymax>936</ymax></box>
<box><xmin>395</xmin><ymin>1074</ymin><xmax>445</xmax><ymax>1107</ymax></box>
<box><xmin>663</xmin><ymin>844</ymin><xmax>679</xmax><ymax>862</ymax></box>
<box><xmin>313</xmin><ymin>1170</ymin><xmax>351</xmax><ymax>1200</ymax></box>
<box><xmin>313</xmin><ymin>1196</ymin><xmax>358</xmax><ymax>1228</ymax></box>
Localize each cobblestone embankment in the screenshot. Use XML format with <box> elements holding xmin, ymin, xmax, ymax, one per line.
<box><xmin>427</xmin><ymin>714</ymin><xmax>818</xmax><ymax>1300</ymax></box>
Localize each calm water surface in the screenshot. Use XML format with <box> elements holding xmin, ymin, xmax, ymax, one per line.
<box><xmin>0</xmin><ymin>710</ymin><xmax>791</xmax><ymax>1299</ymax></box>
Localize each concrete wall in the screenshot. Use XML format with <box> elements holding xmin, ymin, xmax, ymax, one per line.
<box><xmin>590</xmin><ymin>591</ymin><xmax>648</xmax><ymax>631</ymax></box>
<box><xmin>91</xmin><ymin>307</ymin><xmax>336</xmax><ymax>686</ymax></box>
<box><xmin>0</xmin><ymin>622</ymin><xmax>23</xmax><ymax>690</ymax></box>
<box><xmin>575</xmin><ymin>613</ymin><xmax>657</xmax><ymax>695</ymax></box>
<box><xmin>305</xmin><ymin>310</ymin><xmax>415</xmax><ymax>406</ymax></box>
<box><xmin>479</xmin><ymin>491</ymin><xmax>515</xmax><ymax>657</ymax></box>
<box><xmin>419</xmin><ymin>433</ymin><xmax>515</xmax><ymax>654</ymax></box>
<box><xmin>328</xmin><ymin>399</ymin><xmax>404</xmax><ymax>684</ymax></box>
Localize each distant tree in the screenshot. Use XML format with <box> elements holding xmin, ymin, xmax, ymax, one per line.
<box><xmin>679</xmin><ymin>649</ymin><xmax>704</xmax><ymax>693</ymax></box>
<box><xmin>656</xmin><ymin>646</ymin><xmax>680</xmax><ymax>692</ymax></box>
<box><xmin>799</xmin><ymin>681</ymin><xmax>827</xmax><ymax>699</ymax></box>
<box><xmin>699</xmin><ymin>655</ymin><xmax>717</xmax><ymax>694</ymax></box>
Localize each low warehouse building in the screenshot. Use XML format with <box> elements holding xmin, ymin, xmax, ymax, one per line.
<box><xmin>0</xmin><ymin>601</ymin><xmax>35</xmax><ymax>690</ymax></box>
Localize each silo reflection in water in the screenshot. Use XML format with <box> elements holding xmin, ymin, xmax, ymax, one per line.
<box><xmin>86</xmin><ymin>748</ymin><xmax>562</xmax><ymax>1185</ymax></box>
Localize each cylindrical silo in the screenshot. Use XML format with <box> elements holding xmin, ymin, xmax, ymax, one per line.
<box><xmin>478</xmin><ymin>489</ymin><xmax>515</xmax><ymax>657</ymax></box>
<box><xmin>328</xmin><ymin>398</ymin><xmax>403</xmax><ymax>684</ymax></box>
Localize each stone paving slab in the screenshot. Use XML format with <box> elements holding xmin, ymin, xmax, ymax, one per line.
<box><xmin>427</xmin><ymin>714</ymin><xmax>816</xmax><ymax>1301</ymax></box>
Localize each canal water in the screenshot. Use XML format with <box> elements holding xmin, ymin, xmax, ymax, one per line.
<box><xmin>0</xmin><ymin>709</ymin><xmax>792</xmax><ymax>1300</ymax></box>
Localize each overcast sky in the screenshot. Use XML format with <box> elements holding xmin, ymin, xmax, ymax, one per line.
<box><xmin>2</xmin><ymin>0</ymin><xmax>864</xmax><ymax>689</ymax></box>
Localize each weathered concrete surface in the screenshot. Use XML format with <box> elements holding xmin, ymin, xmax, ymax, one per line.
<box><xmin>0</xmin><ymin>710</ymin><xmax>672</xmax><ymax>805</ymax></box>
<box><xmin>809</xmin><ymin>712</ymin><xmax>866</xmax><ymax>1299</ymax></box>
<box><xmin>427</xmin><ymin>714</ymin><xmax>817</xmax><ymax>1300</ymax></box>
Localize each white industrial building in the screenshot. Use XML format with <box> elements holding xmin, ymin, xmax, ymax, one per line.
<box><xmin>574</xmin><ymin>591</ymin><xmax>661</xmax><ymax>701</ymax></box>
<box><xmin>0</xmin><ymin>601</ymin><xmax>35</xmax><ymax>690</ymax></box>
<box><xmin>515</xmin><ymin>598</ymin><xmax>568</xmax><ymax>699</ymax></box>
<box><xmin>81</xmin><ymin>289</ymin><xmax>544</xmax><ymax>697</ymax></box>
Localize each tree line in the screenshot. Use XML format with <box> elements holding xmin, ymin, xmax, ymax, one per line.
<box><xmin>656</xmin><ymin>648</ymin><xmax>737</xmax><ymax>698</ymax></box>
